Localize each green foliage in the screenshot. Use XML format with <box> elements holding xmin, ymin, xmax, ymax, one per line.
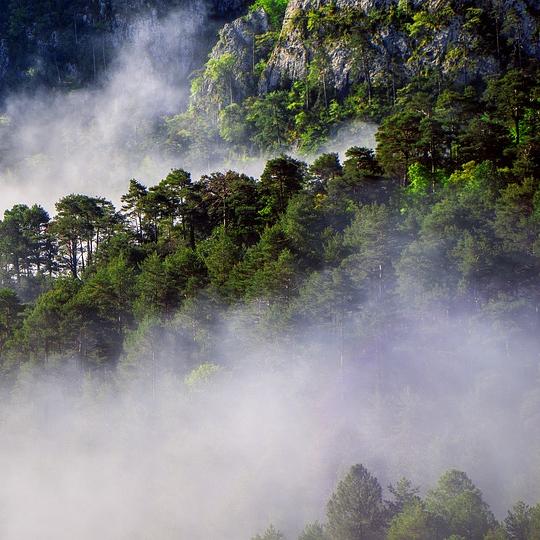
<box><xmin>326</xmin><ymin>464</ymin><xmax>387</xmax><ymax>540</ymax></box>
<box><xmin>197</xmin><ymin>227</ymin><xmax>240</xmax><ymax>292</ymax></box>
<box><xmin>249</xmin><ymin>0</ymin><xmax>288</xmax><ymax>29</ymax></box>
<box><xmin>387</xmin><ymin>501</ymin><xmax>435</xmax><ymax>540</ymax></box>
<box><xmin>387</xmin><ymin>478</ymin><xmax>421</xmax><ymax>516</ymax></box>
<box><xmin>205</xmin><ymin>52</ymin><xmax>237</xmax><ymax>107</ymax></box>
<box><xmin>259</xmin><ymin>155</ymin><xmax>307</xmax><ymax>220</ymax></box>
<box><xmin>407</xmin><ymin>163</ymin><xmax>431</xmax><ymax>195</ymax></box>
<box><xmin>246</xmin><ymin>91</ymin><xmax>291</xmax><ymax>153</ymax></box>
<box><xmin>2</xmin><ymin>6</ymin><xmax>540</xmax><ymax>536</ymax></box>
<box><xmin>252</xmin><ymin>524</ymin><xmax>285</xmax><ymax>540</ymax></box>
<box><xmin>184</xmin><ymin>362</ymin><xmax>222</xmax><ymax>389</ymax></box>
<box><xmin>343</xmin><ymin>204</ymin><xmax>393</xmax><ymax>288</ymax></box>
<box><xmin>425</xmin><ymin>470</ymin><xmax>495</xmax><ymax>539</ymax></box>
<box><xmin>0</xmin><ymin>288</ymin><xmax>23</xmax><ymax>351</ymax></box>
<box><xmin>309</xmin><ymin>153</ymin><xmax>343</xmax><ymax>189</ymax></box>
<box><xmin>298</xmin><ymin>522</ymin><xmax>328</xmax><ymax>540</ymax></box>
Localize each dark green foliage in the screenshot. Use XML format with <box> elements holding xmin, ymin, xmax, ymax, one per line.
<box><xmin>0</xmin><ymin>203</ymin><xmax>53</xmax><ymax>294</ymax></box>
<box><xmin>309</xmin><ymin>152</ymin><xmax>343</xmax><ymax>193</ymax></box>
<box><xmin>1</xmin><ymin>9</ymin><xmax>540</xmax><ymax>395</ymax></box>
<box><xmin>259</xmin><ymin>155</ymin><xmax>307</xmax><ymax>221</ymax></box>
<box><xmin>326</xmin><ymin>464</ymin><xmax>387</xmax><ymax>540</ymax></box>
<box><xmin>1</xmin><ymin>124</ymin><xmax>540</xmax><ymax>368</ymax></box>
<box><xmin>1</xmin><ymin>4</ymin><xmax>540</xmax><ymax>537</ymax></box>
<box><xmin>425</xmin><ymin>470</ymin><xmax>495</xmax><ymax>540</ymax></box>
<box><xmin>0</xmin><ymin>288</ymin><xmax>23</xmax><ymax>351</ymax></box>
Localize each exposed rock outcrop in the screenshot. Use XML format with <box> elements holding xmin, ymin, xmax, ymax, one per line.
<box><xmin>202</xmin><ymin>8</ymin><xmax>271</xmax><ymax>103</ymax></box>
<box><xmin>256</xmin><ymin>0</ymin><xmax>540</xmax><ymax>96</ymax></box>
<box><xmin>194</xmin><ymin>9</ymin><xmax>274</xmax><ymax>107</ymax></box>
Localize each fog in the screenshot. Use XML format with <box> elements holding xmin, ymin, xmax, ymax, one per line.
<box><xmin>0</xmin><ymin>5</ymin><xmax>205</xmax><ymax>214</ymax></box>
<box><xmin>0</xmin><ymin>4</ymin><xmax>378</xmax><ymax>216</ymax></box>
<box><xmin>0</xmin><ymin>306</ymin><xmax>539</xmax><ymax>540</ymax></box>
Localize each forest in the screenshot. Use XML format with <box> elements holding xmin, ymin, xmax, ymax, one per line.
<box><xmin>1</xmin><ymin>56</ymin><xmax>539</xmax><ymax>370</ymax></box>
<box><xmin>0</xmin><ymin>0</ymin><xmax>540</xmax><ymax>537</ymax></box>
<box><xmin>252</xmin><ymin>464</ymin><xmax>540</xmax><ymax>539</ymax></box>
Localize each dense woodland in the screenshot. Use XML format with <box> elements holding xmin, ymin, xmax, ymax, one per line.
<box><xmin>1</xmin><ymin>53</ymin><xmax>539</xmax><ymax>371</ymax></box>
<box><xmin>253</xmin><ymin>464</ymin><xmax>540</xmax><ymax>539</ymax></box>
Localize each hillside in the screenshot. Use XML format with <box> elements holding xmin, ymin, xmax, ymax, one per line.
<box><xmin>177</xmin><ymin>0</ymin><xmax>540</xmax><ymax>156</ymax></box>
<box><xmin>0</xmin><ymin>0</ymin><xmax>540</xmax><ymax>538</ymax></box>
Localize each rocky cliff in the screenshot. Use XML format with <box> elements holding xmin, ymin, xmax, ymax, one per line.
<box><xmin>196</xmin><ymin>0</ymin><xmax>540</xmax><ymax>107</ymax></box>
<box><xmin>259</xmin><ymin>0</ymin><xmax>540</xmax><ymax>95</ymax></box>
<box><xmin>193</xmin><ymin>7</ymin><xmax>272</xmax><ymax>107</ymax></box>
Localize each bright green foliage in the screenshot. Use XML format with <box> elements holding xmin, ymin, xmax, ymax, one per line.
<box><xmin>205</xmin><ymin>53</ymin><xmax>237</xmax><ymax>107</ymax></box>
<box><xmin>184</xmin><ymin>362</ymin><xmax>222</xmax><ymax>389</ymax></box>
<box><xmin>407</xmin><ymin>163</ymin><xmax>431</xmax><ymax>195</ymax></box>
<box><xmin>249</xmin><ymin>0</ymin><xmax>288</xmax><ymax>29</ymax></box>
<box><xmin>387</xmin><ymin>501</ymin><xmax>435</xmax><ymax>540</ymax></box>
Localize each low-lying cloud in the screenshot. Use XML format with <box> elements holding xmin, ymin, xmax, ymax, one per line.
<box><xmin>0</xmin><ymin>5</ymin><xmax>204</xmax><ymax>214</ymax></box>
<box><xmin>0</xmin><ymin>308</ymin><xmax>538</xmax><ymax>539</ymax></box>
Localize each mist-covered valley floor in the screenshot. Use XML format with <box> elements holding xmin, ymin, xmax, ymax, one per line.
<box><xmin>0</xmin><ymin>308</ymin><xmax>539</xmax><ymax>539</ymax></box>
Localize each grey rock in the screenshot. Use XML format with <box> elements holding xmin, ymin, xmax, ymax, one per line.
<box><xmin>257</xmin><ymin>0</ymin><xmax>540</xmax><ymax>98</ymax></box>
<box><xmin>196</xmin><ymin>8</ymin><xmax>272</xmax><ymax>105</ymax></box>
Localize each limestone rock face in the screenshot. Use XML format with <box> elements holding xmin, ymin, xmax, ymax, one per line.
<box><xmin>203</xmin><ymin>8</ymin><xmax>271</xmax><ymax>102</ymax></box>
<box><xmin>257</xmin><ymin>0</ymin><xmax>540</xmax><ymax>97</ymax></box>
